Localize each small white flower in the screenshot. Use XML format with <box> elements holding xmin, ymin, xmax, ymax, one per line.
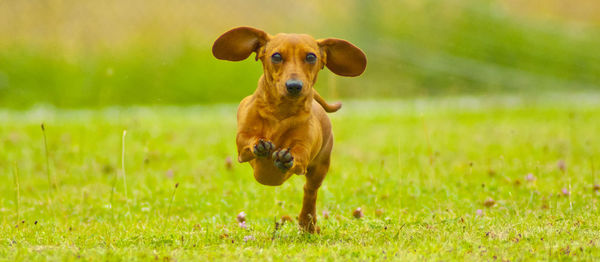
<box><xmin>243</xmin><ymin>235</ymin><xmax>255</xmax><ymax>242</ymax></box>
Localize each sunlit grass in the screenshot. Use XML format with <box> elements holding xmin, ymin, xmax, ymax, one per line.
<box><xmin>1</xmin><ymin>94</ymin><xmax>599</xmax><ymax>260</ymax></box>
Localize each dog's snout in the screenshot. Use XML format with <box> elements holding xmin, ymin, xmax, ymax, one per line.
<box><xmin>285</xmin><ymin>79</ymin><xmax>303</xmax><ymax>95</ymax></box>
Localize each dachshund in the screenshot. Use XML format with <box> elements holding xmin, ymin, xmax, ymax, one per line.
<box><xmin>212</xmin><ymin>26</ymin><xmax>366</xmax><ymax>232</ymax></box>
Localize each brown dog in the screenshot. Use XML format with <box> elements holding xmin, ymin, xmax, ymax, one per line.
<box><xmin>212</xmin><ymin>26</ymin><xmax>366</xmax><ymax>232</ymax></box>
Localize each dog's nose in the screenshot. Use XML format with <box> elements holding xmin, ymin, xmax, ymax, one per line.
<box><xmin>285</xmin><ymin>79</ymin><xmax>303</xmax><ymax>95</ymax></box>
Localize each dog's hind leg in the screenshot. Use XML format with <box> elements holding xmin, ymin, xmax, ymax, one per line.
<box><xmin>298</xmin><ymin>157</ymin><xmax>330</xmax><ymax>233</ymax></box>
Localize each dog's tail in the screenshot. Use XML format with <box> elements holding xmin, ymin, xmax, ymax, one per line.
<box><xmin>314</xmin><ymin>91</ymin><xmax>342</xmax><ymax>113</ymax></box>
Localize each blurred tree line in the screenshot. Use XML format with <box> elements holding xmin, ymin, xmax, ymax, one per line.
<box><xmin>0</xmin><ymin>0</ymin><xmax>598</xmax><ymax>108</ymax></box>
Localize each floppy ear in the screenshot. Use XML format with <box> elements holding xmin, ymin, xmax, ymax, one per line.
<box><xmin>318</xmin><ymin>38</ymin><xmax>367</xmax><ymax>77</ymax></box>
<box><xmin>212</xmin><ymin>27</ymin><xmax>269</xmax><ymax>61</ymax></box>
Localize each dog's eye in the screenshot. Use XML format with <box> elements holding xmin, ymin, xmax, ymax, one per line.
<box><xmin>271</xmin><ymin>53</ymin><xmax>283</xmax><ymax>64</ymax></box>
<box><xmin>305</xmin><ymin>53</ymin><xmax>317</xmax><ymax>64</ymax></box>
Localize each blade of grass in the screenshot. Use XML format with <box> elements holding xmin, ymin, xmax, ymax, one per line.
<box><xmin>41</xmin><ymin>123</ymin><xmax>54</xmax><ymax>192</ymax></box>
<box><xmin>164</xmin><ymin>182</ymin><xmax>180</xmax><ymax>230</ymax></box>
<box><xmin>12</xmin><ymin>162</ymin><xmax>20</xmax><ymax>224</ymax></box>
<box><xmin>122</xmin><ymin>130</ymin><xmax>129</xmax><ymax>215</ymax></box>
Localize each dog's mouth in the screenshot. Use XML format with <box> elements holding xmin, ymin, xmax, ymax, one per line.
<box><xmin>285</xmin><ymin>91</ymin><xmax>302</xmax><ymax>98</ymax></box>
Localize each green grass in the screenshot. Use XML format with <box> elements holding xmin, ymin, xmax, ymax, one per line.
<box><xmin>1</xmin><ymin>94</ymin><xmax>600</xmax><ymax>261</ymax></box>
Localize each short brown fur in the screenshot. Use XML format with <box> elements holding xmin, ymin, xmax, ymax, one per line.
<box><xmin>212</xmin><ymin>26</ymin><xmax>366</xmax><ymax>233</ymax></box>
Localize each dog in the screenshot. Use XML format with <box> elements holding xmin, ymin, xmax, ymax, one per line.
<box><xmin>212</xmin><ymin>26</ymin><xmax>366</xmax><ymax>232</ymax></box>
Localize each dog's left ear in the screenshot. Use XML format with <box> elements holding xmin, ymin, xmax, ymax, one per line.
<box><xmin>318</xmin><ymin>38</ymin><xmax>367</xmax><ymax>77</ymax></box>
<box><xmin>213</xmin><ymin>27</ymin><xmax>269</xmax><ymax>61</ymax></box>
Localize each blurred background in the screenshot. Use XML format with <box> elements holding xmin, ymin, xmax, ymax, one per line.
<box><xmin>1</xmin><ymin>0</ymin><xmax>599</xmax><ymax>108</ymax></box>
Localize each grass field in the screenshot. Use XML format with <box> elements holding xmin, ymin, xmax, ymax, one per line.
<box><xmin>1</xmin><ymin>94</ymin><xmax>600</xmax><ymax>261</ymax></box>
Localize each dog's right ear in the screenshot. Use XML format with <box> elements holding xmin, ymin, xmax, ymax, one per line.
<box><xmin>212</xmin><ymin>27</ymin><xmax>269</xmax><ymax>61</ymax></box>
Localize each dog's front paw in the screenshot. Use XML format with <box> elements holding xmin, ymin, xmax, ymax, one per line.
<box><xmin>272</xmin><ymin>148</ymin><xmax>294</xmax><ymax>172</ymax></box>
<box><xmin>253</xmin><ymin>139</ymin><xmax>274</xmax><ymax>157</ymax></box>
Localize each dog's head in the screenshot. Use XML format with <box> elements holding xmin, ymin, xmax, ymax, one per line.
<box><xmin>212</xmin><ymin>26</ymin><xmax>366</xmax><ymax>100</ymax></box>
